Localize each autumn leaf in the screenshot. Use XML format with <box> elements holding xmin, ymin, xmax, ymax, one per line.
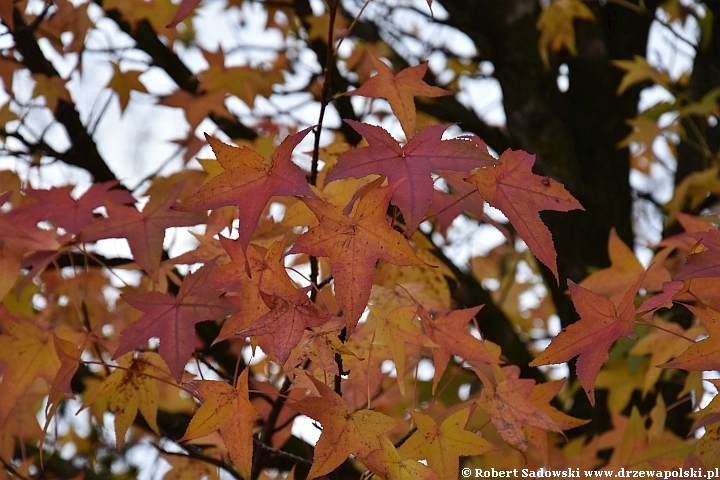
<box><xmin>418</xmin><ymin>305</ymin><xmax>501</xmax><ymax>393</ymax></box>
<box><xmin>398</xmin><ymin>407</ymin><xmax>494</xmax><ymax>479</ymax></box>
<box><xmin>25</xmin><ymin>180</ymin><xmax>134</xmax><ymax>234</ymax></box>
<box><xmin>107</xmin><ymin>64</ymin><xmax>148</xmax><ymax>113</ymax></box>
<box><xmin>175</xmin><ymin>128</ymin><xmax>317</xmax><ymax>258</ymax></box>
<box><xmin>166</xmin><ymin>0</ymin><xmax>200</xmax><ymax>27</ymax></box>
<box><xmin>364</xmin><ymin>436</ymin><xmax>441</xmax><ymax>480</ymax></box>
<box><xmin>238</xmin><ymin>293</ymin><xmax>332</xmax><ymax>365</ymax></box>
<box><xmin>326</xmin><ymin>120</ymin><xmax>497</xmax><ymax>236</ymax></box>
<box><xmin>536</xmin><ymin>0</ymin><xmax>595</xmax><ymax>68</ymax></box>
<box><xmin>530</xmin><ymin>275</ymin><xmax>644</xmax><ymax>406</ymax></box>
<box><xmin>478</xmin><ymin>373</ymin><xmax>563</xmax><ymax>452</ymax></box>
<box><xmin>80</xmin><ymin>181</ymin><xmax>205</xmax><ymax>281</ymax></box>
<box><xmin>465</xmin><ymin>148</ymin><xmax>583</xmax><ymax>281</ymax></box>
<box><xmin>114</xmin><ymin>259</ymin><xmax>237</xmax><ymax>381</ymax></box>
<box><xmin>0</xmin><ymin>200</ymin><xmax>60</xmax><ymax>300</ymax></box>
<box><xmin>613</xmin><ymin>55</ymin><xmax>673</xmax><ymax>95</ymax></box>
<box><xmin>181</xmin><ymin>368</ymin><xmax>258</xmax><ymax>480</ymax></box>
<box><xmin>659</xmin><ymin>305</ymin><xmax>720</xmax><ymax>371</ymax></box>
<box><xmin>368</xmin><ymin>305</ymin><xmax>437</xmax><ymax>396</ymax></box>
<box><xmin>288</xmin><ymin>181</ymin><xmax>425</xmax><ymax>331</ymax></box>
<box><xmin>81</xmin><ymin>351</ymin><xmax>172</xmax><ymax>450</ymax></box>
<box><xmin>0</xmin><ymin>311</ymin><xmax>62</xmax><ymax>427</ymax></box>
<box><xmin>344</xmin><ymin>54</ymin><xmax>451</xmax><ymax>139</ymax></box>
<box><xmin>289</xmin><ymin>373</ymin><xmax>400</xmax><ymax>479</ymax></box>
<box><xmin>209</xmin><ymin>236</ymin><xmax>301</xmax><ymax>346</ymax></box>
<box><xmin>675</xmin><ymin>228</ymin><xmax>720</xmax><ymax>280</ymax></box>
<box><xmin>580</xmin><ymin>228</ymin><xmax>669</xmax><ymax>305</ymax></box>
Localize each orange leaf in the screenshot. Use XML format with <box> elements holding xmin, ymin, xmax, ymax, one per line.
<box><xmin>289</xmin><ymin>373</ymin><xmax>400</xmax><ymax>479</ymax></box>
<box><xmin>175</xmin><ymin>129</ymin><xmax>317</xmax><ymax>259</ymax></box>
<box><xmin>529</xmin><ymin>275</ymin><xmax>644</xmax><ymax>406</ymax></box>
<box><xmin>181</xmin><ymin>368</ymin><xmax>258</xmax><ymax>480</ymax></box>
<box><xmin>345</xmin><ymin>54</ymin><xmax>451</xmax><ymax>139</ymax></box>
<box><xmin>478</xmin><ymin>373</ymin><xmax>563</xmax><ymax>452</ymax></box>
<box><xmin>369</xmin><ymin>305</ymin><xmax>437</xmax><ymax>396</ymax></box>
<box><xmin>418</xmin><ymin>305</ymin><xmax>501</xmax><ymax>393</ymax></box>
<box><xmin>288</xmin><ymin>181</ymin><xmax>424</xmax><ymax>331</ymax></box>
<box><xmin>0</xmin><ymin>311</ymin><xmax>61</xmax><ymax>427</ymax></box>
<box><xmin>465</xmin><ymin>149</ymin><xmax>583</xmax><ymax>281</ymax></box>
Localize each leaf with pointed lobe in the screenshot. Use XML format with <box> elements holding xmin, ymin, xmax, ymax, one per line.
<box><xmin>398</xmin><ymin>408</ymin><xmax>494</xmax><ymax>480</ymax></box>
<box><xmin>660</xmin><ymin>305</ymin><xmax>720</xmax><ymax>371</ymax></box>
<box><xmin>81</xmin><ymin>351</ymin><xmax>171</xmax><ymax>450</ymax></box>
<box><xmin>675</xmin><ymin>228</ymin><xmax>720</xmax><ymax>280</ymax></box>
<box><xmin>478</xmin><ymin>373</ymin><xmax>563</xmax><ymax>452</ymax></box>
<box><xmin>160</xmin><ymin>90</ymin><xmax>233</xmax><ymax>133</ymax></box>
<box><xmin>238</xmin><ymin>293</ymin><xmax>332</xmax><ymax>365</ymax></box>
<box><xmin>344</xmin><ymin>54</ymin><xmax>451</xmax><ymax>138</ymax></box>
<box><xmin>175</xmin><ymin>128</ymin><xmax>316</xmax><ymax>258</ymax></box>
<box><xmin>289</xmin><ymin>373</ymin><xmax>400</xmax><ymax>479</ymax></box>
<box><xmin>418</xmin><ymin>305</ymin><xmax>501</xmax><ymax>393</ymax></box>
<box><xmin>80</xmin><ymin>181</ymin><xmax>205</xmax><ymax>281</ymax></box>
<box><xmin>181</xmin><ymin>368</ymin><xmax>258</xmax><ymax>480</ymax></box>
<box><xmin>0</xmin><ymin>311</ymin><xmax>62</xmax><ymax>427</ymax></box>
<box><xmin>288</xmin><ymin>181</ymin><xmax>424</xmax><ymax>331</ymax></box>
<box><xmin>25</xmin><ymin>180</ymin><xmax>134</xmax><ymax>234</ymax></box>
<box><xmin>326</xmin><ymin>120</ymin><xmax>497</xmax><ymax>236</ymax></box>
<box><xmin>114</xmin><ymin>259</ymin><xmax>237</xmax><ymax>381</ymax></box>
<box><xmin>529</xmin><ymin>275</ymin><xmax>645</xmax><ymax>406</ymax></box>
<box><xmin>466</xmin><ymin>149</ymin><xmax>583</xmax><ymax>281</ymax></box>
<box><xmin>107</xmin><ymin>64</ymin><xmax>148</xmax><ymax>113</ymax></box>
<box><xmin>364</xmin><ymin>436</ymin><xmax>441</xmax><ymax>480</ymax></box>
<box><xmin>369</xmin><ymin>305</ymin><xmax>437</xmax><ymax>396</ymax></box>
<box><xmin>166</xmin><ymin>0</ymin><xmax>200</xmax><ymax>27</ymax></box>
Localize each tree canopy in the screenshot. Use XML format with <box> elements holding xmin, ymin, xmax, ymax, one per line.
<box><xmin>1</xmin><ymin>0</ymin><xmax>720</xmax><ymax>478</ymax></box>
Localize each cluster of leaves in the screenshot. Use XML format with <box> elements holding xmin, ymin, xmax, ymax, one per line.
<box><xmin>1</xmin><ymin>0</ymin><xmax>720</xmax><ymax>479</ymax></box>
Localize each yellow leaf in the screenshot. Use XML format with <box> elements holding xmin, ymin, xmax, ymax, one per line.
<box><xmin>536</xmin><ymin>0</ymin><xmax>595</xmax><ymax>68</ymax></box>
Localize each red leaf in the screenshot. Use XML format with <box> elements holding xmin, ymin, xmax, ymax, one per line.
<box><xmin>175</xmin><ymin>128</ymin><xmax>317</xmax><ymax>258</ymax></box>
<box><xmin>326</xmin><ymin>120</ymin><xmax>496</xmax><ymax>236</ymax></box>
<box><xmin>114</xmin><ymin>260</ymin><xmax>237</xmax><ymax>381</ymax></box>
<box><xmin>466</xmin><ymin>149</ymin><xmax>583</xmax><ymax>280</ymax></box>
<box><xmin>238</xmin><ymin>293</ymin><xmax>331</xmax><ymax>365</ymax></box>
<box><xmin>529</xmin><ymin>275</ymin><xmax>644</xmax><ymax>406</ymax></box>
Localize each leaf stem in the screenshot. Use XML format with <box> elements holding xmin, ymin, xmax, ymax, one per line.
<box><xmin>634</xmin><ymin>320</ymin><xmax>697</xmax><ymax>343</ymax></box>
<box><xmin>420</xmin><ymin>188</ymin><xmax>478</xmax><ymax>223</ymax></box>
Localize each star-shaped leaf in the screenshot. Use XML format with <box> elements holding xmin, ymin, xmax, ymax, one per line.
<box><xmin>0</xmin><ymin>312</ymin><xmax>61</xmax><ymax>427</ymax></box>
<box><xmin>25</xmin><ymin>180</ymin><xmax>134</xmax><ymax>234</ymax></box>
<box><xmin>181</xmin><ymin>368</ymin><xmax>258</xmax><ymax>480</ymax></box>
<box><xmin>398</xmin><ymin>407</ymin><xmax>494</xmax><ymax>479</ymax></box>
<box><xmin>466</xmin><ymin>148</ymin><xmax>583</xmax><ymax>280</ymax></box>
<box><xmin>239</xmin><ymin>293</ymin><xmax>332</xmax><ymax>365</ymax></box>
<box><xmin>326</xmin><ymin>120</ymin><xmax>497</xmax><ymax>236</ymax></box>
<box><xmin>80</xmin><ymin>181</ymin><xmax>205</xmax><ymax>281</ymax></box>
<box><xmin>288</xmin><ymin>181</ymin><xmax>424</xmax><ymax>331</ymax></box>
<box><xmin>81</xmin><ymin>351</ymin><xmax>171</xmax><ymax>450</ymax></box>
<box><xmin>529</xmin><ymin>275</ymin><xmax>644</xmax><ymax>406</ymax></box>
<box><xmin>419</xmin><ymin>305</ymin><xmax>501</xmax><ymax>393</ymax></box>
<box><xmin>114</xmin><ymin>260</ymin><xmax>238</xmax><ymax>381</ymax></box>
<box><xmin>344</xmin><ymin>54</ymin><xmax>451</xmax><ymax>139</ymax></box>
<box><xmin>175</xmin><ymin>128</ymin><xmax>317</xmax><ymax>257</ymax></box>
<box><xmin>369</xmin><ymin>305</ymin><xmax>438</xmax><ymax>396</ymax></box>
<box><xmin>289</xmin><ymin>373</ymin><xmax>400</xmax><ymax>479</ymax></box>
<box><xmin>477</xmin><ymin>374</ymin><xmax>563</xmax><ymax>452</ymax></box>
